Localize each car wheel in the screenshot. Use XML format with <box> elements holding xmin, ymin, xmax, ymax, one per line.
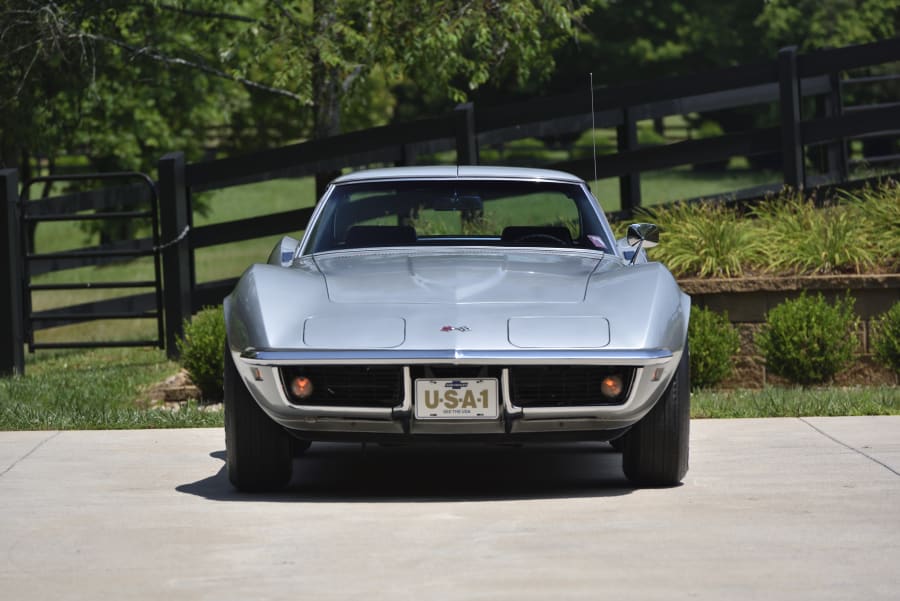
<box><xmin>622</xmin><ymin>341</ymin><xmax>690</xmax><ymax>486</ymax></box>
<box><xmin>224</xmin><ymin>344</ymin><xmax>293</xmax><ymax>491</ymax></box>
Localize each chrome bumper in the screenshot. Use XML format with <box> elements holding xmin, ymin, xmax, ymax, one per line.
<box><xmin>233</xmin><ymin>347</ymin><xmax>680</xmax><ymax>436</ymax></box>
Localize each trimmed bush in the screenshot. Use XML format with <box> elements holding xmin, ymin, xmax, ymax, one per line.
<box><xmin>755</xmin><ymin>292</ymin><xmax>859</xmax><ymax>385</ymax></box>
<box><xmin>871</xmin><ymin>301</ymin><xmax>900</xmax><ymax>374</ymax></box>
<box><xmin>176</xmin><ymin>306</ymin><xmax>226</xmax><ymax>403</ymax></box>
<box><xmin>688</xmin><ymin>306</ymin><xmax>740</xmax><ymax>389</ymax></box>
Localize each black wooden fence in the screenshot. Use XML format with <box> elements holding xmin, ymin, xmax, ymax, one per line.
<box><xmin>3</xmin><ymin>39</ymin><xmax>900</xmax><ymax>375</ymax></box>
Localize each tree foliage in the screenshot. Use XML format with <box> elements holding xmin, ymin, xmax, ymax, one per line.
<box><xmin>3</xmin><ymin>0</ymin><xmax>897</xmax><ymax>178</ymax></box>
<box><xmin>757</xmin><ymin>0</ymin><xmax>900</xmax><ymax>51</ymax></box>
<box><xmin>1</xmin><ymin>1</ymin><xmax>268</xmax><ymax>172</ymax></box>
<box><xmin>544</xmin><ymin>0</ymin><xmax>900</xmax><ymax>93</ymax></box>
<box><xmin>1</xmin><ymin>1</ymin><xmax>592</xmax><ymax>173</ymax></box>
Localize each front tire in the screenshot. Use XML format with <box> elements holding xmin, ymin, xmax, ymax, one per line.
<box><xmin>224</xmin><ymin>344</ymin><xmax>293</xmax><ymax>491</ymax></box>
<box><xmin>622</xmin><ymin>342</ymin><xmax>690</xmax><ymax>486</ymax></box>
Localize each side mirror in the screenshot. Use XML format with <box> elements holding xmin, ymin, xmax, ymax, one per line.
<box><xmin>626</xmin><ymin>223</ymin><xmax>660</xmax><ymax>249</ymax></box>
<box><xmin>623</xmin><ymin>223</ymin><xmax>659</xmax><ymax>265</ymax></box>
<box><xmin>268</xmin><ymin>235</ymin><xmax>301</xmax><ymax>267</ymax></box>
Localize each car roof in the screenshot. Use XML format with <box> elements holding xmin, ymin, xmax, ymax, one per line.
<box><xmin>331</xmin><ymin>165</ymin><xmax>585</xmax><ymax>185</ymax></box>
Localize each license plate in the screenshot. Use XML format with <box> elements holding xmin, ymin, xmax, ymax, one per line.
<box><xmin>414</xmin><ymin>378</ymin><xmax>499</xmax><ymax>420</ymax></box>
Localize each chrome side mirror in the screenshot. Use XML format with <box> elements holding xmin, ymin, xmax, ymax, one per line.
<box><xmin>626</xmin><ymin>223</ymin><xmax>659</xmax><ymax>249</ymax></box>
<box><xmin>625</xmin><ymin>223</ymin><xmax>659</xmax><ymax>265</ymax></box>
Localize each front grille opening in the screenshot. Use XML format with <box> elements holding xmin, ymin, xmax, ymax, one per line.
<box><xmin>410</xmin><ymin>365</ymin><xmax>497</xmax><ymax>379</ymax></box>
<box><xmin>280</xmin><ymin>366</ymin><xmax>403</xmax><ymax>408</ymax></box>
<box><xmin>509</xmin><ymin>366</ymin><xmax>635</xmax><ymax>407</ymax></box>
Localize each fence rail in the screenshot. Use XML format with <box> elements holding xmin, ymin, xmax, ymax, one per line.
<box><xmin>3</xmin><ymin>38</ymin><xmax>900</xmax><ymax>374</ymax></box>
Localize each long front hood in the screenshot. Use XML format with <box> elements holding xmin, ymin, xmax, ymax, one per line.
<box><xmin>224</xmin><ymin>249</ymin><xmax>689</xmax><ymax>355</ymax></box>
<box><xmin>313</xmin><ymin>248</ymin><xmax>602</xmax><ymax>304</ymax></box>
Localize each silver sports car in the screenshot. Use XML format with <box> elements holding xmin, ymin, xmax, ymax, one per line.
<box><xmin>224</xmin><ymin>166</ymin><xmax>691</xmax><ymax>490</ymax></box>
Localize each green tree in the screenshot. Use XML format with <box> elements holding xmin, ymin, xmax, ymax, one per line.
<box><xmin>2</xmin><ymin>1</ymin><xmax>592</xmax><ymax>170</ymax></box>
<box><xmin>232</xmin><ymin>1</ymin><xmax>593</xmax><ymax>188</ymax></box>
<box><xmin>756</xmin><ymin>0</ymin><xmax>900</xmax><ymax>51</ymax></box>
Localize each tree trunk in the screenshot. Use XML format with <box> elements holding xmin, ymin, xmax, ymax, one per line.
<box><xmin>312</xmin><ymin>0</ymin><xmax>343</xmax><ymax>200</ymax></box>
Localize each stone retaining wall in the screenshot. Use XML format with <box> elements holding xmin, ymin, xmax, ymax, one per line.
<box><xmin>680</xmin><ymin>274</ymin><xmax>900</xmax><ymax>388</ymax></box>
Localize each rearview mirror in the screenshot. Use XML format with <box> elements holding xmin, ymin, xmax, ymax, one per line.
<box><xmin>429</xmin><ymin>193</ymin><xmax>483</xmax><ymax>213</ymax></box>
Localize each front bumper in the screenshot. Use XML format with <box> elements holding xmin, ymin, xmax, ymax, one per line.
<box><xmin>233</xmin><ymin>347</ymin><xmax>681</xmax><ymax>439</ymax></box>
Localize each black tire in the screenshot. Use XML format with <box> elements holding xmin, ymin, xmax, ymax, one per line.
<box><xmin>291</xmin><ymin>438</ymin><xmax>312</xmax><ymax>456</ymax></box>
<box><xmin>622</xmin><ymin>342</ymin><xmax>690</xmax><ymax>486</ymax></box>
<box><xmin>224</xmin><ymin>344</ymin><xmax>293</xmax><ymax>491</ymax></box>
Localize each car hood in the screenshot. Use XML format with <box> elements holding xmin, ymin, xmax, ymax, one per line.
<box><xmin>312</xmin><ymin>248</ymin><xmax>606</xmax><ymax>304</ymax></box>
<box><xmin>225</xmin><ymin>249</ymin><xmax>689</xmax><ymax>353</ymax></box>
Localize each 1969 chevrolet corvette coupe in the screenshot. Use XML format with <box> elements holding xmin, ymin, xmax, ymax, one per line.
<box><xmin>224</xmin><ymin>166</ymin><xmax>691</xmax><ymax>490</ymax></box>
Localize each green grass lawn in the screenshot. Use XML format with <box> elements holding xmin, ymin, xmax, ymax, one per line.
<box><xmin>2</xmin><ymin>347</ymin><xmax>897</xmax><ymax>430</ymax></box>
<box><xmin>0</xmin><ymin>348</ymin><xmax>222</xmax><ymax>430</ymax></box>
<box><xmin>588</xmin><ymin>165</ymin><xmax>781</xmax><ymax>213</ymax></box>
<box><xmin>28</xmin><ymin>178</ymin><xmax>318</xmax><ymax>345</ymax></box>
<box><xmin>692</xmin><ymin>386</ymin><xmax>900</xmax><ymax>418</ymax></box>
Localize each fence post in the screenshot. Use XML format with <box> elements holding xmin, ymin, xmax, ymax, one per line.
<box><xmin>0</xmin><ymin>169</ymin><xmax>25</xmax><ymax>376</ymax></box>
<box><xmin>455</xmin><ymin>103</ymin><xmax>478</xmax><ymax>165</ymax></box>
<box><xmin>158</xmin><ymin>152</ymin><xmax>192</xmax><ymax>359</ymax></box>
<box><xmin>398</xmin><ymin>143</ymin><xmax>418</xmax><ymax>167</ymax></box>
<box><xmin>778</xmin><ymin>46</ymin><xmax>805</xmax><ymax>189</ymax></box>
<box><xmin>825</xmin><ymin>71</ymin><xmax>849</xmax><ymax>183</ymax></box>
<box><xmin>617</xmin><ymin>107</ymin><xmax>641</xmax><ymax>217</ymax></box>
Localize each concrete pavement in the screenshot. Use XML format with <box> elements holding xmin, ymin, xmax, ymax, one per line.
<box><xmin>1</xmin><ymin>417</ymin><xmax>898</xmax><ymax>600</ymax></box>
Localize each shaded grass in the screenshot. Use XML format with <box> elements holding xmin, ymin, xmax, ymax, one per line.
<box><xmin>589</xmin><ymin>166</ymin><xmax>780</xmax><ymax>213</ymax></box>
<box><xmin>692</xmin><ymin>386</ymin><xmax>900</xmax><ymax>418</ymax></box>
<box><xmin>0</xmin><ymin>348</ymin><xmax>222</xmax><ymax>430</ymax></box>
<box><xmin>28</xmin><ymin>178</ymin><xmax>316</xmax><ymax>346</ymax></box>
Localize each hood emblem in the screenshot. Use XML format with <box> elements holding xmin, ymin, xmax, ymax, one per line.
<box><xmin>441</xmin><ymin>325</ymin><xmax>470</xmax><ymax>332</ymax></box>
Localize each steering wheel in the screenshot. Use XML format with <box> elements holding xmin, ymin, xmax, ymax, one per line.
<box><xmin>512</xmin><ymin>233</ymin><xmax>571</xmax><ymax>247</ymax></box>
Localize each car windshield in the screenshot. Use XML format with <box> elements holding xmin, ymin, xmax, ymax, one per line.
<box><xmin>304</xmin><ymin>179</ymin><xmax>613</xmax><ymax>254</ymax></box>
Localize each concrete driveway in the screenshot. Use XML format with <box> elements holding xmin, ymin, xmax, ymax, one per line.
<box><xmin>1</xmin><ymin>417</ymin><xmax>898</xmax><ymax>600</ymax></box>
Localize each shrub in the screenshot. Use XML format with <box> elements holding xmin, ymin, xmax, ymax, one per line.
<box><xmin>503</xmin><ymin>137</ymin><xmax>552</xmax><ymax>162</ymax></box>
<box><xmin>688</xmin><ymin>306</ymin><xmax>740</xmax><ymax>389</ymax></box>
<box><xmin>637</xmin><ymin>202</ymin><xmax>758</xmax><ymax>277</ymax></box>
<box><xmin>755</xmin><ymin>292</ymin><xmax>859</xmax><ymax>385</ymax></box>
<box><xmin>750</xmin><ymin>189</ymin><xmax>876</xmax><ymax>275</ymax></box>
<box><xmin>693</xmin><ymin>120</ymin><xmax>725</xmax><ymax>139</ymax></box>
<box><xmin>176</xmin><ymin>306</ymin><xmax>226</xmax><ymax>403</ymax></box>
<box><xmin>572</xmin><ymin>129</ymin><xmax>616</xmax><ymax>159</ymax></box>
<box><xmin>637</xmin><ymin>124</ymin><xmax>667</xmax><ymax>146</ymax></box>
<box><xmin>871</xmin><ymin>301</ymin><xmax>900</xmax><ymax>374</ymax></box>
<box><xmin>845</xmin><ymin>180</ymin><xmax>900</xmax><ymax>269</ymax></box>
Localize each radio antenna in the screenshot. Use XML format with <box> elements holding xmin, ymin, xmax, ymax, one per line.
<box><xmin>590</xmin><ymin>73</ymin><xmax>598</xmax><ymax>188</ymax></box>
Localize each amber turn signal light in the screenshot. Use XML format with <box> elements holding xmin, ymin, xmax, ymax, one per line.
<box><xmin>600</xmin><ymin>375</ymin><xmax>624</xmax><ymax>399</ymax></box>
<box><xmin>290</xmin><ymin>376</ymin><xmax>314</xmax><ymax>399</ymax></box>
